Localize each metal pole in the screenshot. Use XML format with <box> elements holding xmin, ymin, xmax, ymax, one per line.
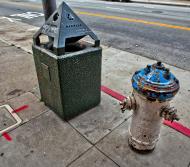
<box><xmin>42</xmin><ymin>0</ymin><xmax>56</xmax><ymax>43</ymax></box>
<box><xmin>42</xmin><ymin>0</ymin><xmax>57</xmax><ymax>21</ymax></box>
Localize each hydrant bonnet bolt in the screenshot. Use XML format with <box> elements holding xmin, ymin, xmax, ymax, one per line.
<box><xmin>121</xmin><ymin>62</ymin><xmax>180</xmax><ymax>152</ymax></box>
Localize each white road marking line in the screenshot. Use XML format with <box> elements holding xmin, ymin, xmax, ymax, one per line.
<box><xmin>0</xmin><ymin>16</ymin><xmax>21</xmax><ymax>22</ymax></box>
<box><xmin>10</xmin><ymin>12</ymin><xmax>44</xmax><ymax>19</ymax></box>
<box><xmin>27</xmin><ymin>27</ymin><xmax>40</xmax><ymax>31</ymax></box>
<box><xmin>106</xmin><ymin>6</ymin><xmax>125</xmax><ymax>11</ymax></box>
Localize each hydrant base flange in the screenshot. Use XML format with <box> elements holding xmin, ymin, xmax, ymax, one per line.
<box><xmin>128</xmin><ymin>130</ymin><xmax>157</xmax><ymax>151</ymax></box>
<box><xmin>128</xmin><ymin>137</ymin><xmax>155</xmax><ymax>152</ymax></box>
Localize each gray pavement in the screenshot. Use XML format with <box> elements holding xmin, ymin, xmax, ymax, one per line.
<box><xmin>96</xmin><ymin>119</ymin><xmax>190</xmax><ymax>167</ymax></box>
<box><xmin>0</xmin><ymin>41</ymin><xmax>37</xmax><ymax>103</ymax></box>
<box><xmin>0</xmin><ymin>0</ymin><xmax>190</xmax><ymax>71</ymax></box>
<box><xmin>0</xmin><ymin>19</ymin><xmax>190</xmax><ymax>167</ymax></box>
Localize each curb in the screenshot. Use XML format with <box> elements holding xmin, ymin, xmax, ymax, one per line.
<box><xmin>101</xmin><ymin>0</ymin><xmax>190</xmax><ymax>7</ymax></box>
<box><xmin>131</xmin><ymin>1</ymin><xmax>190</xmax><ymax>7</ymax></box>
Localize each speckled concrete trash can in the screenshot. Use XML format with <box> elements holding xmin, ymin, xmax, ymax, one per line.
<box><xmin>32</xmin><ymin>2</ymin><xmax>102</xmax><ymax>120</ymax></box>
<box><xmin>33</xmin><ymin>44</ymin><xmax>102</xmax><ymax>120</ymax></box>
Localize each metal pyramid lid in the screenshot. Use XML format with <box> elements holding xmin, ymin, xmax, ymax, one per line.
<box><xmin>33</xmin><ymin>1</ymin><xmax>100</xmax><ymax>55</ymax></box>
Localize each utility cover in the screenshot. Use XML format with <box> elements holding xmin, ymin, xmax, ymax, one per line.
<box><xmin>0</xmin><ymin>106</ymin><xmax>16</xmax><ymax>131</ymax></box>
<box><xmin>33</xmin><ymin>1</ymin><xmax>100</xmax><ymax>55</ymax></box>
<box><xmin>132</xmin><ymin>62</ymin><xmax>180</xmax><ymax>101</ymax></box>
<box><xmin>0</xmin><ymin>105</ymin><xmax>22</xmax><ymax>135</ymax></box>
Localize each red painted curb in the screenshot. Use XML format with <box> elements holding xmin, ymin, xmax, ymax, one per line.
<box><xmin>101</xmin><ymin>85</ymin><xmax>190</xmax><ymax>138</ymax></box>
<box><xmin>163</xmin><ymin>120</ymin><xmax>190</xmax><ymax>138</ymax></box>
<box><xmin>101</xmin><ymin>85</ymin><xmax>126</xmax><ymax>101</ymax></box>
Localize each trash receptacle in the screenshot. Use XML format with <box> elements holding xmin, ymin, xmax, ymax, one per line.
<box><xmin>32</xmin><ymin>2</ymin><xmax>102</xmax><ymax>120</ymax></box>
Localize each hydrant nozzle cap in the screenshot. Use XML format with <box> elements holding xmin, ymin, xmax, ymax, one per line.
<box><xmin>131</xmin><ymin>62</ymin><xmax>180</xmax><ymax>101</ymax></box>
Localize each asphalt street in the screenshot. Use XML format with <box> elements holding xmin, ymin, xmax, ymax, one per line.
<box><xmin>0</xmin><ymin>0</ymin><xmax>190</xmax><ymax>70</ymax></box>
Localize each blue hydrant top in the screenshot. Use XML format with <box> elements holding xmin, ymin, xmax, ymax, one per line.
<box><xmin>132</xmin><ymin>62</ymin><xmax>180</xmax><ymax>101</ymax></box>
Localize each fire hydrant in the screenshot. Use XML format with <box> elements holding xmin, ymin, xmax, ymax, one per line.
<box><xmin>120</xmin><ymin>62</ymin><xmax>180</xmax><ymax>151</ymax></box>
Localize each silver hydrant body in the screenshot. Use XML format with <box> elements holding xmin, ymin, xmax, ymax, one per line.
<box><xmin>121</xmin><ymin>62</ymin><xmax>180</xmax><ymax>151</ymax></box>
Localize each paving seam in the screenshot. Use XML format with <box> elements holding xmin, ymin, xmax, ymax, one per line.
<box><xmin>0</xmin><ymin>93</ymin><xmax>25</xmax><ymax>105</ymax></box>
<box><xmin>0</xmin><ymin>38</ymin><xmax>32</xmax><ymax>54</ymax></box>
<box><xmin>0</xmin><ymin>38</ymin><xmax>13</xmax><ymax>46</ymax></box>
<box><xmin>94</xmin><ymin>145</ymin><xmax>121</xmax><ymax>167</ymax></box>
<box><xmin>0</xmin><ymin>90</ymin><xmax>36</xmax><ymax>105</ymax></box>
<box><xmin>67</xmin><ymin>120</ymin><xmax>123</xmax><ymax>166</ymax></box>
<box><xmin>92</xmin><ymin>116</ymin><xmax>134</xmax><ymax>167</ymax></box>
<box><xmin>92</xmin><ymin>116</ymin><xmax>132</xmax><ymax>145</ymax></box>
<box><xmin>15</xmin><ymin>108</ymin><xmax>50</xmax><ymax>126</ymax></box>
<box><xmin>0</xmin><ymin>98</ymin><xmax>126</xmax><ymax>166</ymax></box>
<box><xmin>0</xmin><ymin>45</ymin><xmax>13</xmax><ymax>48</ymax></box>
<box><xmin>93</xmin><ymin>115</ymin><xmax>132</xmax><ymax>145</ymax></box>
<box><xmin>0</xmin><ymin>108</ymin><xmax>50</xmax><ymax>138</ymax></box>
<box><xmin>66</xmin><ymin>145</ymin><xmax>94</xmax><ymax>167</ymax></box>
<box><xmin>67</xmin><ymin>115</ymin><xmax>132</xmax><ymax>167</ymax></box>
<box><xmin>69</xmin><ymin>121</ymin><xmax>122</xmax><ymax>167</ymax></box>
<box><xmin>28</xmin><ymin>90</ymin><xmax>41</xmax><ymax>99</ymax></box>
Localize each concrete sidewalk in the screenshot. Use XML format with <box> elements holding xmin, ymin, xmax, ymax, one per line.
<box><xmin>0</xmin><ymin>19</ymin><xmax>190</xmax><ymax>167</ymax></box>
<box><xmin>131</xmin><ymin>0</ymin><xmax>190</xmax><ymax>7</ymax></box>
